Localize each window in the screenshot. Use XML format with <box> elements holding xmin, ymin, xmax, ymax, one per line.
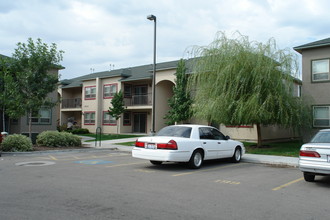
<box><xmin>85</xmin><ymin>86</ymin><xmax>96</xmax><ymax>100</ymax></box>
<box><xmin>30</xmin><ymin>108</ymin><xmax>52</xmax><ymax>125</ymax></box>
<box><xmin>199</xmin><ymin>127</ymin><xmax>226</xmax><ymax>140</ymax></box>
<box><xmin>103</xmin><ymin>112</ymin><xmax>116</xmax><ymax>125</ymax></box>
<box><xmin>313</xmin><ymin>106</ymin><xmax>330</xmax><ymax>127</ymax></box>
<box><xmin>312</xmin><ymin>59</ymin><xmax>329</xmax><ymax>81</ymax></box>
<box><xmin>123</xmin><ymin>112</ymin><xmax>131</xmax><ymax>126</ymax></box>
<box><xmin>104</xmin><ymin>84</ymin><xmax>117</xmax><ymax>99</ymax></box>
<box><xmin>157</xmin><ymin>126</ymin><xmax>192</xmax><ymax>138</ymax></box>
<box><xmin>84</xmin><ymin>112</ymin><xmax>95</xmax><ymax>125</ymax></box>
<box><xmin>124</xmin><ymin>84</ymin><xmax>132</xmax><ymax>98</ymax></box>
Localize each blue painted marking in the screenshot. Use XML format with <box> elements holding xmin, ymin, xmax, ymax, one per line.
<box><xmin>74</xmin><ymin>160</ymin><xmax>114</xmax><ymax>165</ymax></box>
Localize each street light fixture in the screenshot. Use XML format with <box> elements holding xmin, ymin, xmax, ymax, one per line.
<box><xmin>147</xmin><ymin>14</ymin><xmax>156</xmax><ymax>134</ymax></box>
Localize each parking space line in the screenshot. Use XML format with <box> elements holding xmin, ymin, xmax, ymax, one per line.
<box><xmin>172</xmin><ymin>163</ymin><xmax>244</xmax><ymax>177</ymax></box>
<box><xmin>48</xmin><ymin>155</ymin><xmax>58</xmax><ymax>161</ymax></box>
<box><xmin>135</xmin><ymin>169</ymin><xmax>156</xmax><ymax>173</ymax></box>
<box><xmin>272</xmin><ymin>177</ymin><xmax>304</xmax><ymax>191</ymax></box>
<box><xmin>106</xmin><ymin>162</ymin><xmax>146</xmax><ymax>168</ymax></box>
<box><xmin>34</xmin><ymin>153</ymin><xmax>128</xmax><ymax>162</ymax></box>
<box><xmin>215</xmin><ymin>180</ymin><xmax>241</xmax><ymax>185</ymax></box>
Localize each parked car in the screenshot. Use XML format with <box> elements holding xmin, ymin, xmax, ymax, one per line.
<box><xmin>299</xmin><ymin>129</ymin><xmax>330</xmax><ymax>182</ymax></box>
<box><xmin>132</xmin><ymin>124</ymin><xmax>245</xmax><ymax>169</ymax></box>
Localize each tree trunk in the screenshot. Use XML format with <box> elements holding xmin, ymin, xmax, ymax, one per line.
<box><xmin>2</xmin><ymin>108</ymin><xmax>5</xmax><ymax>132</ymax></box>
<box><xmin>28</xmin><ymin>110</ymin><xmax>32</xmax><ymax>139</ymax></box>
<box><xmin>256</xmin><ymin>123</ymin><xmax>262</xmax><ymax>147</ymax></box>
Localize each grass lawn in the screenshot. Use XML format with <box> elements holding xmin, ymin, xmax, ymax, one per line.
<box><xmin>244</xmin><ymin>140</ymin><xmax>303</xmax><ymax>157</ymax></box>
<box><xmin>113</xmin><ymin>139</ymin><xmax>303</xmax><ymax>157</ymax></box>
<box><xmin>115</xmin><ymin>141</ymin><xmax>136</xmax><ymax>146</ymax></box>
<box><xmin>80</xmin><ymin>134</ymin><xmax>144</xmax><ymax>142</ymax></box>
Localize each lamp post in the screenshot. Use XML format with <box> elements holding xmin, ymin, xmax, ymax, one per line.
<box><xmin>147</xmin><ymin>14</ymin><xmax>156</xmax><ymax>134</ymax></box>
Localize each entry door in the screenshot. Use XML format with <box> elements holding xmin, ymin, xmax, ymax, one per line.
<box><xmin>133</xmin><ymin>113</ymin><xmax>147</xmax><ymax>133</ymax></box>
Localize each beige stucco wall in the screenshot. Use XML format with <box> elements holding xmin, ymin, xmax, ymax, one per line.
<box><xmin>101</xmin><ymin>77</ymin><xmax>122</xmax><ymax>134</ymax></box>
<box><xmin>155</xmin><ymin>80</ymin><xmax>174</xmax><ymax>131</ymax></box>
<box><xmin>156</xmin><ymin>69</ymin><xmax>176</xmax><ymax>84</ymax></box>
<box><xmin>220</xmin><ymin>125</ymin><xmax>257</xmax><ymax>141</ymax></box>
<box><xmin>81</xmin><ymin>79</ymin><xmax>98</xmax><ymax>132</ymax></box>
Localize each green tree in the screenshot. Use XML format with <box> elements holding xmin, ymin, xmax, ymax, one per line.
<box><xmin>108</xmin><ymin>90</ymin><xmax>126</xmax><ymax>134</ymax></box>
<box><xmin>164</xmin><ymin>59</ymin><xmax>192</xmax><ymax>125</ymax></box>
<box><xmin>3</xmin><ymin>38</ymin><xmax>63</xmax><ymax>138</ymax></box>
<box><xmin>189</xmin><ymin>32</ymin><xmax>309</xmax><ymax>147</ymax></box>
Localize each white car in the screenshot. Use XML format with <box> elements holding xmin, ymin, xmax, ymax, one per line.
<box><xmin>132</xmin><ymin>125</ymin><xmax>245</xmax><ymax>169</ymax></box>
<box><xmin>299</xmin><ymin>129</ymin><xmax>330</xmax><ymax>182</ymax></box>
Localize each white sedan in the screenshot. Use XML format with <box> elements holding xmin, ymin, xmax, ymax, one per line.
<box><xmin>299</xmin><ymin>129</ymin><xmax>330</xmax><ymax>182</ymax></box>
<box><xmin>132</xmin><ymin>125</ymin><xmax>245</xmax><ymax>169</ymax></box>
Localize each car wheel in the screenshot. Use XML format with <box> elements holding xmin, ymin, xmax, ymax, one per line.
<box><xmin>188</xmin><ymin>150</ymin><xmax>203</xmax><ymax>169</ymax></box>
<box><xmin>150</xmin><ymin>160</ymin><xmax>162</xmax><ymax>165</ymax></box>
<box><xmin>231</xmin><ymin>147</ymin><xmax>241</xmax><ymax>163</ymax></box>
<box><xmin>303</xmin><ymin>172</ymin><xmax>315</xmax><ymax>182</ymax></box>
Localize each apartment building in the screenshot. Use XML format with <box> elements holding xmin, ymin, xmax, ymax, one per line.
<box><xmin>59</xmin><ymin>60</ymin><xmax>181</xmax><ymax>134</ymax></box>
<box><xmin>60</xmin><ymin>58</ymin><xmax>302</xmax><ymax>143</ymax></box>
<box><xmin>294</xmin><ymin>37</ymin><xmax>330</xmax><ymax>138</ymax></box>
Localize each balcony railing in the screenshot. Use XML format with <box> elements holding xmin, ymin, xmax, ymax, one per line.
<box><xmin>124</xmin><ymin>94</ymin><xmax>152</xmax><ymax>106</ymax></box>
<box><xmin>62</xmin><ymin>98</ymin><xmax>82</xmax><ymax>109</ymax></box>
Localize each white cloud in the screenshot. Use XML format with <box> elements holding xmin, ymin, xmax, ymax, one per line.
<box><xmin>1</xmin><ymin>0</ymin><xmax>330</xmax><ymax>79</ymax></box>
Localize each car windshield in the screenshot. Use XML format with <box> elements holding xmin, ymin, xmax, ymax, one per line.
<box><xmin>311</xmin><ymin>131</ymin><xmax>330</xmax><ymax>143</ymax></box>
<box><xmin>156</xmin><ymin>126</ymin><xmax>192</xmax><ymax>138</ymax></box>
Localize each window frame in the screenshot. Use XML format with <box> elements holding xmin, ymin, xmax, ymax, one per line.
<box><xmin>311</xmin><ymin>58</ymin><xmax>330</xmax><ymax>82</ymax></box>
<box><xmin>103</xmin><ymin>83</ymin><xmax>118</xmax><ymax>99</ymax></box>
<box><xmin>123</xmin><ymin>112</ymin><xmax>131</xmax><ymax>126</ymax></box>
<box><xmin>29</xmin><ymin>108</ymin><xmax>52</xmax><ymax>125</ymax></box>
<box><xmin>84</xmin><ymin>111</ymin><xmax>96</xmax><ymax>125</ymax></box>
<box><xmin>102</xmin><ymin>111</ymin><xmax>117</xmax><ymax>126</ymax></box>
<box><xmin>84</xmin><ymin>86</ymin><xmax>97</xmax><ymax>100</ymax></box>
<box><xmin>313</xmin><ymin>105</ymin><xmax>330</xmax><ymax>128</ymax></box>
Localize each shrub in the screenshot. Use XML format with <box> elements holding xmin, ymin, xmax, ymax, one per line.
<box><xmin>36</xmin><ymin>131</ymin><xmax>82</xmax><ymax>147</ymax></box>
<box><xmin>1</xmin><ymin>134</ymin><xmax>33</xmax><ymax>152</ymax></box>
<box><xmin>71</xmin><ymin>128</ymin><xmax>90</xmax><ymax>134</ymax></box>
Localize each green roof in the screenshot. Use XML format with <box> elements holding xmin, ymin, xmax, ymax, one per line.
<box><xmin>294</xmin><ymin>37</ymin><xmax>330</xmax><ymax>53</ymax></box>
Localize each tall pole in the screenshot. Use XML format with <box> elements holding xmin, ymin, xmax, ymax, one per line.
<box><xmin>147</xmin><ymin>14</ymin><xmax>156</xmax><ymax>134</ymax></box>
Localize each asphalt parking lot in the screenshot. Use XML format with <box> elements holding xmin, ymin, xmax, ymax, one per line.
<box><xmin>0</xmin><ymin>150</ymin><xmax>329</xmax><ymax>220</ymax></box>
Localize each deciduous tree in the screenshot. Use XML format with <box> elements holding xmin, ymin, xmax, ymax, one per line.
<box><xmin>108</xmin><ymin>90</ymin><xmax>126</xmax><ymax>134</ymax></box>
<box><xmin>189</xmin><ymin>32</ymin><xmax>309</xmax><ymax>146</ymax></box>
<box><xmin>2</xmin><ymin>38</ymin><xmax>63</xmax><ymax>138</ymax></box>
<box><xmin>165</xmin><ymin>59</ymin><xmax>192</xmax><ymax>125</ymax></box>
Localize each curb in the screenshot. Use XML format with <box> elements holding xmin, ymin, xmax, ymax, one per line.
<box><xmin>1</xmin><ymin>147</ymin><xmax>299</xmax><ymax>168</ymax></box>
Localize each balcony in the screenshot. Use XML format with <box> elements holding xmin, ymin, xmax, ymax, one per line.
<box><xmin>62</xmin><ymin>98</ymin><xmax>82</xmax><ymax>109</ymax></box>
<box><xmin>124</xmin><ymin>94</ymin><xmax>152</xmax><ymax>106</ymax></box>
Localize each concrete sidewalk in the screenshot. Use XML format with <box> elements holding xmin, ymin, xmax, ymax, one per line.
<box><xmin>83</xmin><ymin>138</ymin><xmax>299</xmax><ymax>168</ymax></box>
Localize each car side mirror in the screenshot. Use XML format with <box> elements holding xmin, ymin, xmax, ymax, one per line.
<box><xmin>225</xmin><ymin>135</ymin><xmax>230</xmax><ymax>140</ymax></box>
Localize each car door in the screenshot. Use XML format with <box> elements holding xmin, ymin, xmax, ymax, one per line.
<box><xmin>199</xmin><ymin>127</ymin><xmax>221</xmax><ymax>160</ymax></box>
<box><xmin>210</xmin><ymin>128</ymin><xmax>235</xmax><ymax>158</ymax></box>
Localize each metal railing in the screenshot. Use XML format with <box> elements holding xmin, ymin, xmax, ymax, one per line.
<box><xmin>124</xmin><ymin>94</ymin><xmax>152</xmax><ymax>106</ymax></box>
<box><xmin>62</xmin><ymin>98</ymin><xmax>82</xmax><ymax>109</ymax></box>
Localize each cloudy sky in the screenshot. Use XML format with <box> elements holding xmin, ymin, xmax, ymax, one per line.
<box><xmin>1</xmin><ymin>0</ymin><xmax>329</xmax><ymax>79</ymax></box>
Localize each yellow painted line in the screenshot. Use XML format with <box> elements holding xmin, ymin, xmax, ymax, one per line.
<box><xmin>135</xmin><ymin>169</ymin><xmax>156</xmax><ymax>173</ymax></box>
<box><xmin>272</xmin><ymin>177</ymin><xmax>304</xmax><ymax>191</ymax></box>
<box><xmin>48</xmin><ymin>155</ymin><xmax>58</xmax><ymax>161</ymax></box>
<box><xmin>172</xmin><ymin>163</ymin><xmax>243</xmax><ymax>177</ymax></box>
<box><xmin>106</xmin><ymin>162</ymin><xmax>145</xmax><ymax>168</ymax></box>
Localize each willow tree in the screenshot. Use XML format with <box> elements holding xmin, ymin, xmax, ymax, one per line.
<box><xmin>189</xmin><ymin>32</ymin><xmax>309</xmax><ymax>147</ymax></box>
